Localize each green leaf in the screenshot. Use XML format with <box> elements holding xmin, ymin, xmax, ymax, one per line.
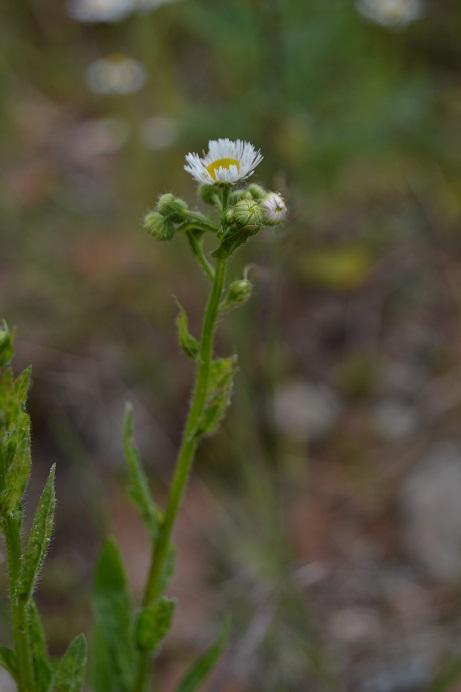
<box><xmin>175</xmin><ymin>619</ymin><xmax>230</xmax><ymax>692</ymax></box>
<box><xmin>17</xmin><ymin>464</ymin><xmax>56</xmax><ymax>601</ymax></box>
<box><xmin>90</xmin><ymin>538</ymin><xmax>136</xmax><ymax>692</ymax></box>
<box><xmin>197</xmin><ymin>356</ymin><xmax>238</xmax><ymax>437</ymax></box>
<box><xmin>123</xmin><ymin>403</ymin><xmax>161</xmax><ymax>535</ymax></box>
<box><xmin>28</xmin><ymin>601</ymin><xmax>52</xmax><ymax>690</ymax></box>
<box><xmin>135</xmin><ymin>596</ymin><xmax>176</xmax><ymax>652</ymax></box>
<box><xmin>0</xmin><ymin>412</ymin><xmax>32</xmax><ymax>514</ymax></box>
<box><xmin>54</xmin><ymin>634</ymin><xmax>87</xmax><ymax>692</ymax></box>
<box><xmin>0</xmin><ymin>646</ymin><xmax>17</xmax><ymax>678</ymax></box>
<box><xmin>175</xmin><ymin>299</ymin><xmax>199</xmax><ymax>359</ymax></box>
<box><xmin>0</xmin><ymin>321</ymin><xmax>13</xmax><ymax>367</ymax></box>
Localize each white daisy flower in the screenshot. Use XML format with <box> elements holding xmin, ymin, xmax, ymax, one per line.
<box><xmin>356</xmin><ymin>0</ymin><xmax>424</xmax><ymax>29</ymax></box>
<box><xmin>68</xmin><ymin>0</ymin><xmax>133</xmax><ymax>23</ymax></box>
<box><xmin>261</xmin><ymin>192</ymin><xmax>287</xmax><ymax>224</ymax></box>
<box><xmin>184</xmin><ymin>138</ymin><xmax>263</xmax><ymax>185</ymax></box>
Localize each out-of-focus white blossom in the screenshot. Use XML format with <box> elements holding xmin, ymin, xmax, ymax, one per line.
<box><xmin>140</xmin><ymin>116</ymin><xmax>179</xmax><ymax>150</ymax></box>
<box><xmin>68</xmin><ymin>0</ymin><xmax>180</xmax><ymax>23</ymax></box>
<box><xmin>356</xmin><ymin>0</ymin><xmax>424</xmax><ymax>28</ymax></box>
<box><xmin>69</xmin><ymin>117</ymin><xmax>130</xmax><ymax>161</ymax></box>
<box><xmin>68</xmin><ymin>0</ymin><xmax>133</xmax><ymax>23</ymax></box>
<box><xmin>86</xmin><ymin>55</ymin><xmax>147</xmax><ymax>95</ymax></box>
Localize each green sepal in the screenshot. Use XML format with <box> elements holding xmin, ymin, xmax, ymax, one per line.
<box><xmin>175</xmin><ymin>619</ymin><xmax>230</xmax><ymax>692</ymax></box>
<box><xmin>90</xmin><ymin>538</ymin><xmax>136</xmax><ymax>692</ymax></box>
<box><xmin>16</xmin><ymin>464</ymin><xmax>56</xmax><ymax>602</ymax></box>
<box><xmin>123</xmin><ymin>403</ymin><xmax>161</xmax><ymax>536</ymax></box>
<box><xmin>197</xmin><ymin>356</ymin><xmax>238</xmax><ymax>437</ymax></box>
<box><xmin>28</xmin><ymin>601</ymin><xmax>53</xmax><ymax>690</ymax></box>
<box><xmin>212</xmin><ymin>227</ymin><xmax>256</xmax><ymax>259</ymax></box>
<box><xmin>175</xmin><ymin>298</ymin><xmax>199</xmax><ymax>359</ymax></box>
<box><xmin>54</xmin><ymin>633</ymin><xmax>87</xmax><ymax>692</ymax></box>
<box><xmin>135</xmin><ymin>596</ymin><xmax>176</xmax><ymax>652</ymax></box>
<box><xmin>0</xmin><ymin>646</ymin><xmax>17</xmax><ymax>678</ymax></box>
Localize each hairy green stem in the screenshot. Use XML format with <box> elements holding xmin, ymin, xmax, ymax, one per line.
<box><xmin>185</xmin><ymin>230</ymin><xmax>215</xmax><ymax>282</ymax></box>
<box><xmin>3</xmin><ymin>513</ymin><xmax>35</xmax><ymax>692</ymax></box>
<box><xmin>134</xmin><ymin>256</ymin><xmax>227</xmax><ymax>691</ymax></box>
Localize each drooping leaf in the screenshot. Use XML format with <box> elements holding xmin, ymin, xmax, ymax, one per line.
<box><xmin>175</xmin><ymin>619</ymin><xmax>230</xmax><ymax>692</ymax></box>
<box><xmin>197</xmin><ymin>356</ymin><xmax>238</xmax><ymax>437</ymax></box>
<box><xmin>54</xmin><ymin>633</ymin><xmax>87</xmax><ymax>692</ymax></box>
<box><xmin>16</xmin><ymin>464</ymin><xmax>56</xmax><ymax>601</ymax></box>
<box><xmin>123</xmin><ymin>403</ymin><xmax>161</xmax><ymax>536</ymax></box>
<box><xmin>175</xmin><ymin>299</ymin><xmax>199</xmax><ymax>359</ymax></box>
<box><xmin>0</xmin><ymin>646</ymin><xmax>17</xmax><ymax>678</ymax></box>
<box><xmin>90</xmin><ymin>538</ymin><xmax>136</xmax><ymax>692</ymax></box>
<box><xmin>28</xmin><ymin>601</ymin><xmax>52</xmax><ymax>690</ymax></box>
<box><xmin>136</xmin><ymin>596</ymin><xmax>176</xmax><ymax>653</ymax></box>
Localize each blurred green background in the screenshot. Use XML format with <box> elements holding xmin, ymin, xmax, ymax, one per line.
<box><xmin>2</xmin><ymin>0</ymin><xmax>461</xmax><ymax>690</ymax></box>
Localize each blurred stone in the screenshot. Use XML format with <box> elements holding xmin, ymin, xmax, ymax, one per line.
<box><xmin>329</xmin><ymin>607</ymin><xmax>382</xmax><ymax>645</ymax></box>
<box><xmin>373</xmin><ymin>400</ymin><xmax>418</xmax><ymax>441</ymax></box>
<box><xmin>0</xmin><ymin>670</ymin><xmax>15</xmax><ymax>692</ymax></box>
<box><xmin>400</xmin><ymin>442</ymin><xmax>461</xmax><ymax>581</ymax></box>
<box><xmin>273</xmin><ymin>381</ymin><xmax>341</xmax><ymax>442</ymax></box>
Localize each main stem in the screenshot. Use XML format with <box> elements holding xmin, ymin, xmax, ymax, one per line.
<box><xmin>134</xmin><ymin>256</ymin><xmax>227</xmax><ymax>691</ymax></box>
<box><xmin>3</xmin><ymin>513</ymin><xmax>35</xmax><ymax>692</ymax></box>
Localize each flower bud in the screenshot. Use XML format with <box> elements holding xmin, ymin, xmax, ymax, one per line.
<box><xmin>156</xmin><ymin>193</ymin><xmax>189</xmax><ymax>222</ymax></box>
<box><xmin>0</xmin><ymin>323</ymin><xmax>13</xmax><ymax>367</ymax></box>
<box><xmin>198</xmin><ymin>184</ymin><xmax>217</xmax><ymax>205</ymax></box>
<box><xmin>144</xmin><ymin>210</ymin><xmax>176</xmax><ymax>240</ymax></box>
<box><xmin>261</xmin><ymin>192</ymin><xmax>287</xmax><ymax>225</ymax></box>
<box><xmin>247</xmin><ymin>183</ymin><xmax>267</xmax><ymax>200</ymax></box>
<box><xmin>229</xmin><ymin>199</ymin><xmax>264</xmax><ymax>231</ymax></box>
<box><xmin>222</xmin><ymin>279</ymin><xmax>252</xmax><ymax>309</ymax></box>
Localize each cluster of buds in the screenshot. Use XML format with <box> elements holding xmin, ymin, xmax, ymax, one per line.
<box><xmin>143</xmin><ymin>137</ymin><xmax>287</xmax><ymax>312</ymax></box>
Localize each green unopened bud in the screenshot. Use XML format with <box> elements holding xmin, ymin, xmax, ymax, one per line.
<box><xmin>198</xmin><ymin>184</ymin><xmax>218</xmax><ymax>205</ymax></box>
<box><xmin>247</xmin><ymin>183</ymin><xmax>267</xmax><ymax>200</ymax></box>
<box><xmin>222</xmin><ymin>279</ymin><xmax>253</xmax><ymax>310</ymax></box>
<box><xmin>156</xmin><ymin>193</ymin><xmax>189</xmax><ymax>222</ymax></box>
<box><xmin>0</xmin><ymin>323</ymin><xmax>13</xmax><ymax>367</ymax></box>
<box><xmin>229</xmin><ymin>199</ymin><xmax>263</xmax><ymax>231</ymax></box>
<box><xmin>144</xmin><ymin>211</ymin><xmax>176</xmax><ymax>241</ymax></box>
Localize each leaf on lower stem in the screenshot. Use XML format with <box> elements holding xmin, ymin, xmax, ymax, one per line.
<box><xmin>90</xmin><ymin>538</ymin><xmax>136</xmax><ymax>692</ymax></box>
<box><xmin>0</xmin><ymin>646</ymin><xmax>17</xmax><ymax>679</ymax></box>
<box><xmin>28</xmin><ymin>601</ymin><xmax>52</xmax><ymax>690</ymax></box>
<box><xmin>175</xmin><ymin>618</ymin><xmax>231</xmax><ymax>692</ymax></box>
<box><xmin>135</xmin><ymin>596</ymin><xmax>176</xmax><ymax>652</ymax></box>
<box><xmin>197</xmin><ymin>356</ymin><xmax>238</xmax><ymax>437</ymax></box>
<box><xmin>16</xmin><ymin>464</ymin><xmax>56</xmax><ymax>602</ymax></box>
<box><xmin>123</xmin><ymin>403</ymin><xmax>161</xmax><ymax>536</ymax></box>
<box><xmin>175</xmin><ymin>298</ymin><xmax>199</xmax><ymax>359</ymax></box>
<box><xmin>54</xmin><ymin>633</ymin><xmax>87</xmax><ymax>692</ymax></box>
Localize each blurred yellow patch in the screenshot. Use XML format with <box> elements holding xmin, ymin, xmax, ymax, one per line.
<box><xmin>301</xmin><ymin>246</ymin><xmax>373</xmax><ymax>291</ymax></box>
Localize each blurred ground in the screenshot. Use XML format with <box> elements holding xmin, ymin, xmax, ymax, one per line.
<box><xmin>2</xmin><ymin>0</ymin><xmax>461</xmax><ymax>690</ymax></box>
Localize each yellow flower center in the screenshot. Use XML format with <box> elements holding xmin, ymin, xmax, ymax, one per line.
<box><xmin>206</xmin><ymin>158</ymin><xmax>240</xmax><ymax>181</ymax></box>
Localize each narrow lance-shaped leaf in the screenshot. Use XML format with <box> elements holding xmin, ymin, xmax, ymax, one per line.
<box><xmin>54</xmin><ymin>633</ymin><xmax>87</xmax><ymax>692</ymax></box>
<box><xmin>17</xmin><ymin>464</ymin><xmax>56</xmax><ymax>602</ymax></box>
<box><xmin>90</xmin><ymin>538</ymin><xmax>136</xmax><ymax>692</ymax></box>
<box><xmin>28</xmin><ymin>601</ymin><xmax>52</xmax><ymax>690</ymax></box>
<box><xmin>123</xmin><ymin>403</ymin><xmax>161</xmax><ymax>535</ymax></box>
<box><xmin>175</xmin><ymin>298</ymin><xmax>199</xmax><ymax>359</ymax></box>
<box><xmin>197</xmin><ymin>356</ymin><xmax>238</xmax><ymax>437</ymax></box>
<box><xmin>136</xmin><ymin>596</ymin><xmax>176</xmax><ymax>653</ymax></box>
<box><xmin>0</xmin><ymin>646</ymin><xmax>17</xmax><ymax>679</ymax></box>
<box><xmin>175</xmin><ymin>619</ymin><xmax>230</xmax><ymax>692</ymax></box>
